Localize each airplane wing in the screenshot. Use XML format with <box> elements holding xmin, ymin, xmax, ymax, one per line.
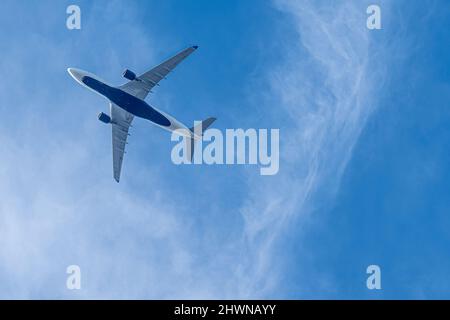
<box><xmin>119</xmin><ymin>45</ymin><xmax>198</xmax><ymax>100</ymax></box>
<box><xmin>110</xmin><ymin>103</ymin><xmax>134</xmax><ymax>182</ymax></box>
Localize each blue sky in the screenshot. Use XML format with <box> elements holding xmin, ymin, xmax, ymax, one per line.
<box><xmin>0</xmin><ymin>0</ymin><xmax>449</xmax><ymax>299</ymax></box>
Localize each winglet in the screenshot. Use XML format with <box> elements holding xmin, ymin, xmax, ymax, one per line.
<box><xmin>192</xmin><ymin>45</ymin><xmax>199</xmax><ymax>49</ymax></box>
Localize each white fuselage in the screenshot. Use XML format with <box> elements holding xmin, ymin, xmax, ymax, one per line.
<box><xmin>68</xmin><ymin>68</ymin><xmax>199</xmax><ymax>140</ymax></box>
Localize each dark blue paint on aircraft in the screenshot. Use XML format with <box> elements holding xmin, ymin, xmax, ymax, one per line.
<box><xmin>82</xmin><ymin>76</ymin><xmax>171</xmax><ymax>127</ymax></box>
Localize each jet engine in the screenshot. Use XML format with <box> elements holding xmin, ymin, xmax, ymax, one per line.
<box><xmin>122</xmin><ymin>69</ymin><xmax>137</xmax><ymax>81</ymax></box>
<box><xmin>98</xmin><ymin>112</ymin><xmax>111</xmax><ymax>124</ymax></box>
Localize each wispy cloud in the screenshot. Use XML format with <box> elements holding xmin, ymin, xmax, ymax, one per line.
<box><xmin>0</xmin><ymin>0</ymin><xmax>392</xmax><ymax>299</ymax></box>
<box><xmin>235</xmin><ymin>0</ymin><xmax>391</xmax><ymax>296</ymax></box>
<box><xmin>0</xmin><ymin>0</ymin><xmax>207</xmax><ymax>299</ymax></box>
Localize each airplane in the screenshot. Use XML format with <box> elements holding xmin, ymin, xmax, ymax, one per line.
<box><xmin>68</xmin><ymin>45</ymin><xmax>216</xmax><ymax>182</ymax></box>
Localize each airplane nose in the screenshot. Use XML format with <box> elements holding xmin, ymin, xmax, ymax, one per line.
<box><xmin>67</xmin><ymin>68</ymin><xmax>84</xmax><ymax>82</ymax></box>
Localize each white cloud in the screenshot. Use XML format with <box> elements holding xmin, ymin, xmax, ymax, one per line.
<box><xmin>235</xmin><ymin>0</ymin><xmax>390</xmax><ymax>296</ymax></box>
<box><xmin>0</xmin><ymin>0</ymin><xmax>391</xmax><ymax>299</ymax></box>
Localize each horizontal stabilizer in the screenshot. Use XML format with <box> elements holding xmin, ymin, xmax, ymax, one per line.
<box><xmin>186</xmin><ymin>117</ymin><xmax>217</xmax><ymax>162</ymax></box>
<box><xmin>189</xmin><ymin>117</ymin><xmax>217</xmax><ymax>135</ymax></box>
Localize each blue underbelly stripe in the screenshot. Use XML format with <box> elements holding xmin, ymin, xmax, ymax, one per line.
<box><xmin>82</xmin><ymin>76</ymin><xmax>171</xmax><ymax>127</ymax></box>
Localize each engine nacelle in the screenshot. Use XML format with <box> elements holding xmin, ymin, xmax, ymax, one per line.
<box><xmin>98</xmin><ymin>112</ymin><xmax>111</xmax><ymax>124</ymax></box>
<box><xmin>123</xmin><ymin>69</ymin><xmax>136</xmax><ymax>81</ymax></box>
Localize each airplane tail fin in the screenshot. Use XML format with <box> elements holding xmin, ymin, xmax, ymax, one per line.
<box><xmin>189</xmin><ymin>117</ymin><xmax>217</xmax><ymax>137</ymax></box>
<box><xmin>186</xmin><ymin>117</ymin><xmax>217</xmax><ymax>162</ymax></box>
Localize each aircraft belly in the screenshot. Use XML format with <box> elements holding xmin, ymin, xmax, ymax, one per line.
<box><xmin>81</xmin><ymin>75</ymin><xmax>171</xmax><ymax>127</ymax></box>
<box><xmin>109</xmin><ymin>92</ymin><xmax>171</xmax><ymax>127</ymax></box>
